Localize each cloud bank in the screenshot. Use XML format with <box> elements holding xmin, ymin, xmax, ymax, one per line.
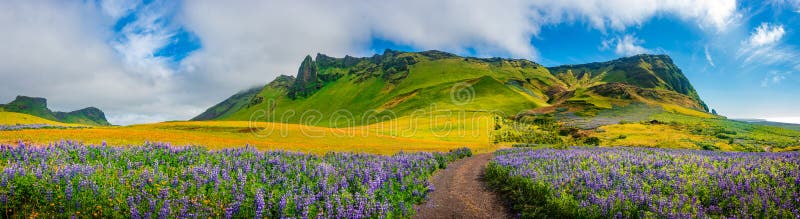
<box><xmin>737</xmin><ymin>22</ymin><xmax>799</xmax><ymax>71</ymax></box>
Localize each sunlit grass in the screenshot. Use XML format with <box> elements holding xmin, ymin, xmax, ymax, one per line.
<box><xmin>595</xmin><ymin>123</ymin><xmax>724</xmax><ymax>149</ymax></box>
<box><xmin>592</xmin><ymin>112</ymin><xmax>800</xmax><ymax>151</ymax></box>
<box><xmin>656</xmin><ymin>103</ymin><xmax>715</xmax><ymax>118</ymax></box>
<box><xmin>0</xmin><ymin>112</ymin><xmax>85</xmax><ymax>126</ymax></box>
<box><xmin>0</xmin><ymin>113</ymin><xmax>501</xmax><ymax>155</ymax></box>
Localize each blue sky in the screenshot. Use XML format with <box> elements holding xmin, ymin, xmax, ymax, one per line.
<box><xmin>1</xmin><ymin>0</ymin><xmax>799</xmax><ymax>125</ymax></box>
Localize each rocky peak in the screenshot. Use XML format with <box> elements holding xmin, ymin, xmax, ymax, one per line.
<box><xmin>287</xmin><ymin>55</ymin><xmax>321</xmax><ymax>99</ymax></box>
<box><xmin>267</xmin><ymin>75</ymin><xmax>296</xmax><ymax>89</ymax></box>
<box><xmin>10</xmin><ymin>95</ymin><xmax>48</xmax><ymax>109</ymax></box>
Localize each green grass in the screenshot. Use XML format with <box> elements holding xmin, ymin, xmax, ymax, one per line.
<box><xmin>0</xmin><ymin>112</ymin><xmax>84</xmax><ymax>126</ymax></box>
<box><xmin>649</xmin><ymin>113</ymin><xmax>800</xmax><ymax>150</ymax></box>
<box><xmin>592</xmin><ymin>112</ymin><xmax>800</xmax><ymax>151</ymax></box>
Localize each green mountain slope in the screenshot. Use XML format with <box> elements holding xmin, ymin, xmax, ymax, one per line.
<box><xmin>0</xmin><ymin>96</ymin><xmax>111</xmax><ymax>126</ymax></box>
<box><xmin>194</xmin><ymin>50</ymin><xmax>711</xmax><ymax>127</ymax></box>
<box><xmin>194</xmin><ymin>50</ymin><xmax>561</xmax><ymax>126</ymax></box>
<box><xmin>192</xmin><ymin>87</ymin><xmax>263</xmax><ymax>121</ymax></box>
<box><xmin>548</xmin><ymin>54</ymin><xmax>708</xmax><ymax>111</ymax></box>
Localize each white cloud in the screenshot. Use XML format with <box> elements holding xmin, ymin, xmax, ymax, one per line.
<box><xmin>705</xmin><ymin>46</ymin><xmax>716</xmax><ymax>67</ymax></box>
<box><xmin>760</xmin><ymin>71</ymin><xmax>790</xmax><ymax>87</ymax></box>
<box><xmin>601</xmin><ymin>34</ymin><xmax>651</xmax><ymax>56</ymax></box>
<box><xmin>0</xmin><ymin>0</ymin><xmax>202</xmax><ymax>125</ymax></box>
<box><xmin>99</xmin><ymin>0</ymin><xmax>140</xmax><ymax>19</ymax></box>
<box><xmin>109</xmin><ymin>0</ymin><xmax>178</xmax><ymax>82</ymax></box>
<box><xmin>527</xmin><ymin>0</ymin><xmax>739</xmax><ymax>32</ymax></box>
<box><xmin>738</xmin><ymin>23</ymin><xmax>799</xmax><ymax>70</ymax></box>
<box><xmin>745</xmin><ymin>23</ymin><xmax>785</xmax><ymax>47</ymax></box>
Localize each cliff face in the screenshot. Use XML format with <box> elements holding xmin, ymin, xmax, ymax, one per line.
<box><xmin>287</xmin><ymin>55</ymin><xmax>321</xmax><ymax>99</ymax></box>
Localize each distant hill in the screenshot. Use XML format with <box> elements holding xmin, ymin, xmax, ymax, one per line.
<box><xmin>0</xmin><ymin>96</ymin><xmax>111</xmax><ymax>126</ymax></box>
<box><xmin>193</xmin><ymin>50</ymin><xmax>711</xmax><ymax>126</ymax></box>
<box><xmin>734</xmin><ymin>119</ymin><xmax>800</xmax><ymax>132</ymax></box>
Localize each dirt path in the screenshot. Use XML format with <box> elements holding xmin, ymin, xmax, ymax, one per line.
<box><xmin>413</xmin><ymin>153</ymin><xmax>513</xmax><ymax>219</ymax></box>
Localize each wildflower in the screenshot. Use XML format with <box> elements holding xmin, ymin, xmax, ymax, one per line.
<box><xmin>254</xmin><ymin>189</ymin><xmax>265</xmax><ymax>218</ymax></box>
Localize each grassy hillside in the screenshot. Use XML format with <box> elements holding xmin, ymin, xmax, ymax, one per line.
<box><xmin>0</xmin><ymin>96</ymin><xmax>110</xmax><ymax>126</ymax></box>
<box><xmin>192</xmin><ymin>86</ymin><xmax>262</xmax><ymax>120</ymax></box>
<box><xmin>200</xmin><ymin>51</ymin><xmax>559</xmax><ymax>126</ymax></box>
<box><xmin>183</xmin><ymin>50</ymin><xmax>800</xmax><ymax>152</ymax></box>
<box><xmin>548</xmin><ymin>54</ymin><xmax>707</xmax><ymax>111</ymax></box>
<box><xmin>0</xmin><ymin>112</ymin><xmax>84</xmax><ymax>127</ymax></box>
<box><xmin>0</xmin><ymin>96</ymin><xmax>57</xmax><ymax>121</ymax></box>
<box><xmin>196</xmin><ymin>50</ymin><xmax>710</xmax><ymax>126</ymax></box>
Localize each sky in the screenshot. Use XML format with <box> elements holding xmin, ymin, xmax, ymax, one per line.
<box><xmin>0</xmin><ymin>0</ymin><xmax>798</xmax><ymax>125</ymax></box>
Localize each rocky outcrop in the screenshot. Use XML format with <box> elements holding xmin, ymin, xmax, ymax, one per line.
<box><xmin>288</xmin><ymin>55</ymin><xmax>321</xmax><ymax>99</ymax></box>
<box><xmin>267</xmin><ymin>75</ymin><xmax>295</xmax><ymax>89</ymax></box>
<box><xmin>1</xmin><ymin>95</ymin><xmax>111</xmax><ymax>125</ymax></box>
<box><xmin>548</xmin><ymin>54</ymin><xmax>708</xmax><ymax>112</ymax></box>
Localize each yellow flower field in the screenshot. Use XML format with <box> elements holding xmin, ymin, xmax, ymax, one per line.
<box><xmin>0</xmin><ymin>113</ymin><xmax>503</xmax><ymax>155</ymax></box>
<box><xmin>0</xmin><ymin>112</ymin><xmax>84</xmax><ymax>126</ymax></box>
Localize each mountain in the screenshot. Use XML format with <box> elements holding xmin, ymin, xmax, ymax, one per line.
<box><xmin>548</xmin><ymin>54</ymin><xmax>707</xmax><ymax>111</ymax></box>
<box><xmin>0</xmin><ymin>96</ymin><xmax>111</xmax><ymax>126</ymax></box>
<box><xmin>192</xmin><ymin>87</ymin><xmax>263</xmax><ymax>121</ymax></box>
<box><xmin>193</xmin><ymin>50</ymin><xmax>711</xmax><ymax>126</ymax></box>
<box><xmin>734</xmin><ymin>119</ymin><xmax>800</xmax><ymax>132</ymax></box>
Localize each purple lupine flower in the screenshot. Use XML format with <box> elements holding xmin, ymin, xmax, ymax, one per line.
<box><xmin>128</xmin><ymin>196</ymin><xmax>141</xmax><ymax>219</ymax></box>
<box><xmin>279</xmin><ymin>194</ymin><xmax>287</xmax><ymax>214</ymax></box>
<box><xmin>254</xmin><ymin>189</ymin><xmax>265</xmax><ymax>219</ymax></box>
<box><xmin>158</xmin><ymin>200</ymin><xmax>170</xmax><ymax>219</ymax></box>
<box><xmin>0</xmin><ymin>142</ymin><xmax>476</xmax><ymax>218</ymax></box>
<box><xmin>65</xmin><ymin>180</ymin><xmax>73</xmax><ymax>201</ymax></box>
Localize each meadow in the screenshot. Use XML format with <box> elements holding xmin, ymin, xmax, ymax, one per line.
<box><xmin>0</xmin><ymin>141</ymin><xmax>471</xmax><ymax>218</ymax></box>
<box><xmin>595</xmin><ymin>112</ymin><xmax>800</xmax><ymax>151</ymax></box>
<box><xmin>486</xmin><ymin>147</ymin><xmax>800</xmax><ymax>218</ymax></box>
<box><xmin>0</xmin><ymin>114</ymin><xmax>500</xmax><ymax>155</ymax></box>
<box><xmin>0</xmin><ymin>112</ymin><xmax>84</xmax><ymax>128</ymax></box>
<box><xmin>3</xmin><ymin>103</ymin><xmax>800</xmax><ymax>218</ymax></box>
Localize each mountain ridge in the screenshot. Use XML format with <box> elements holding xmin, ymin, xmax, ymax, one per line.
<box><xmin>548</xmin><ymin>54</ymin><xmax>707</xmax><ymax>111</ymax></box>
<box><xmin>193</xmin><ymin>50</ymin><xmax>710</xmax><ymax>126</ymax></box>
<box><xmin>0</xmin><ymin>96</ymin><xmax>111</xmax><ymax>126</ymax></box>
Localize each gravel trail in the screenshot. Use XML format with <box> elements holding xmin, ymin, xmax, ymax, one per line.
<box><xmin>413</xmin><ymin>153</ymin><xmax>513</xmax><ymax>219</ymax></box>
